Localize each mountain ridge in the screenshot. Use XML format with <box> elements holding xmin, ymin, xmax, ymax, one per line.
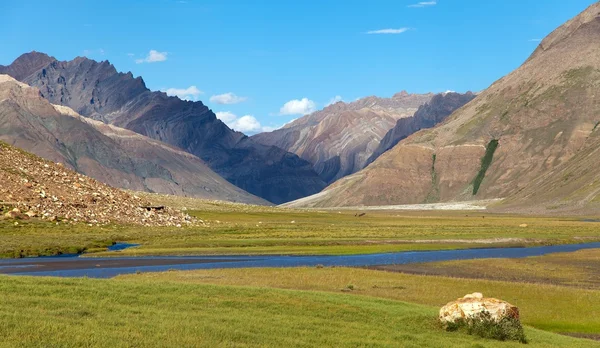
<box><xmin>284</xmin><ymin>2</ymin><xmax>600</xmax><ymax>211</ymax></box>
<box><xmin>1</xmin><ymin>53</ymin><xmax>325</xmax><ymax>204</ymax></box>
<box><xmin>252</xmin><ymin>92</ymin><xmax>434</xmax><ymax>183</ymax></box>
<box><xmin>366</xmin><ymin>92</ymin><xmax>477</xmax><ymax>165</ymax></box>
<box><xmin>0</xmin><ymin>74</ymin><xmax>267</xmax><ymax>205</ymax></box>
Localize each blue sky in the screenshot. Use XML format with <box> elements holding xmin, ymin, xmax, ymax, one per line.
<box><xmin>1</xmin><ymin>0</ymin><xmax>596</xmax><ymax>134</ymax></box>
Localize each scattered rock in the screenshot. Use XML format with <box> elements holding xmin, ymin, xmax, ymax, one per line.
<box><xmin>439</xmin><ymin>293</ymin><xmax>520</xmax><ymax>324</ymax></box>
<box><xmin>24</xmin><ymin>211</ymin><xmax>36</xmax><ymax>218</ymax></box>
<box><xmin>0</xmin><ymin>142</ymin><xmax>195</xmax><ymax>226</ymax></box>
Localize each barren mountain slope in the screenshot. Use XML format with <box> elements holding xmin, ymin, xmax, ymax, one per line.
<box><xmin>367</xmin><ymin>92</ymin><xmax>476</xmax><ymax>165</ymax></box>
<box><xmin>285</xmin><ymin>2</ymin><xmax>600</xmax><ymax>209</ymax></box>
<box><xmin>0</xmin><ymin>141</ymin><xmax>190</xmax><ymax>226</ymax></box>
<box><xmin>0</xmin><ymin>75</ymin><xmax>267</xmax><ymax>205</ymax></box>
<box><xmin>252</xmin><ymin>92</ymin><xmax>433</xmax><ymax>183</ymax></box>
<box><xmin>1</xmin><ymin>54</ymin><xmax>325</xmax><ymax>204</ymax></box>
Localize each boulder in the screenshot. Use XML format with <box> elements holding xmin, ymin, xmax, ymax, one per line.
<box><xmin>439</xmin><ymin>293</ymin><xmax>519</xmax><ymax>323</ymax></box>
<box><xmin>4</xmin><ymin>211</ymin><xmax>21</xmax><ymax>219</ymax></box>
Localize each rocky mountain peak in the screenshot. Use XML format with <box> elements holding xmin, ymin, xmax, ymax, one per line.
<box><xmin>2</xmin><ymin>52</ymin><xmax>325</xmax><ymax>203</ymax></box>
<box><xmin>252</xmin><ymin>91</ymin><xmax>435</xmax><ymax>184</ymax></box>
<box><xmin>392</xmin><ymin>90</ymin><xmax>410</xmax><ymax>98</ymax></box>
<box><xmin>530</xmin><ymin>2</ymin><xmax>600</xmax><ymax>60</ymax></box>
<box><xmin>0</xmin><ymin>74</ymin><xmax>266</xmax><ymax>205</ymax></box>
<box><xmin>0</xmin><ymin>51</ymin><xmax>56</xmax><ymax>80</ymax></box>
<box><xmin>285</xmin><ymin>2</ymin><xmax>600</xmax><ymax>210</ymax></box>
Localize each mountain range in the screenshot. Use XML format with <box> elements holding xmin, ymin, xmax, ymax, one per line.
<box><xmin>2</xmin><ymin>2</ymin><xmax>599</xmax><ymax>214</ymax></box>
<box><xmin>0</xmin><ymin>54</ymin><xmax>325</xmax><ymax>204</ymax></box>
<box><xmin>285</xmin><ymin>2</ymin><xmax>600</xmax><ymax>214</ymax></box>
<box><xmin>0</xmin><ymin>74</ymin><xmax>266</xmax><ymax>205</ymax></box>
<box><xmin>366</xmin><ymin>91</ymin><xmax>476</xmax><ymax>166</ymax></box>
<box><xmin>252</xmin><ymin>92</ymin><xmax>434</xmax><ymax>183</ymax></box>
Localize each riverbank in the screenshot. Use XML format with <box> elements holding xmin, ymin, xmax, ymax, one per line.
<box><xmin>3</xmin><ymin>242</ymin><xmax>600</xmax><ymax>278</ymax></box>
<box><xmin>3</xmin><ymin>203</ymin><xmax>600</xmax><ymax>258</ymax></box>
<box><xmin>0</xmin><ymin>274</ymin><xmax>596</xmax><ymax>347</ymax></box>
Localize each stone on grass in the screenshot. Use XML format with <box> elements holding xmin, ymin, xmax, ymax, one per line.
<box><xmin>439</xmin><ymin>292</ymin><xmax>519</xmax><ymax>324</ymax></box>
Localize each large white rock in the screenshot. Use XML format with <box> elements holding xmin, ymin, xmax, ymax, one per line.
<box><xmin>439</xmin><ymin>293</ymin><xmax>520</xmax><ymax>323</ymax></box>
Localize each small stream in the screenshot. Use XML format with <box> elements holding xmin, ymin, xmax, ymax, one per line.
<box><xmin>0</xmin><ymin>242</ymin><xmax>599</xmax><ymax>278</ymax></box>
<box><xmin>107</xmin><ymin>243</ymin><xmax>141</xmax><ymax>251</ymax></box>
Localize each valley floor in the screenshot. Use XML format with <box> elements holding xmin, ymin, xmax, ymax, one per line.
<box><xmin>2</xmin><ymin>197</ymin><xmax>600</xmax><ymax>258</ymax></box>
<box><xmin>0</xmin><ymin>269</ymin><xmax>598</xmax><ymax>347</ymax></box>
<box><xmin>2</xmin><ymin>199</ymin><xmax>600</xmax><ymax>346</ymax></box>
<box><xmin>121</xmin><ymin>253</ymin><xmax>600</xmax><ymax>337</ymax></box>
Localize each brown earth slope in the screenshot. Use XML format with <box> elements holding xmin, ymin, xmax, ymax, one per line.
<box><xmin>0</xmin><ymin>54</ymin><xmax>325</xmax><ymax>204</ymax></box>
<box><xmin>285</xmin><ymin>2</ymin><xmax>600</xmax><ymax>211</ymax></box>
<box><xmin>252</xmin><ymin>92</ymin><xmax>433</xmax><ymax>184</ymax></box>
<box><xmin>366</xmin><ymin>92</ymin><xmax>476</xmax><ymax>165</ymax></box>
<box><xmin>0</xmin><ymin>141</ymin><xmax>190</xmax><ymax>226</ymax></box>
<box><xmin>0</xmin><ymin>75</ymin><xmax>266</xmax><ymax>205</ymax></box>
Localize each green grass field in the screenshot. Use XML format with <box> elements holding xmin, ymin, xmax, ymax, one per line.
<box><xmin>0</xmin><ymin>275</ymin><xmax>597</xmax><ymax>347</ymax></box>
<box><xmin>373</xmin><ymin>248</ymin><xmax>600</xmax><ymax>290</ymax></box>
<box><xmin>3</xmin><ymin>203</ymin><xmax>600</xmax><ymax>258</ymax></box>
<box><xmin>2</xmin><ymin>199</ymin><xmax>600</xmax><ymax>346</ymax></box>
<box><xmin>120</xmin><ymin>265</ymin><xmax>600</xmax><ymax>336</ymax></box>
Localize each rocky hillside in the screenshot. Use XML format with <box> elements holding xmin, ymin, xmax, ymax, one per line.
<box><xmin>0</xmin><ymin>75</ymin><xmax>266</xmax><ymax>205</ymax></box>
<box><xmin>252</xmin><ymin>92</ymin><xmax>433</xmax><ymax>184</ymax></box>
<box><xmin>0</xmin><ymin>141</ymin><xmax>191</xmax><ymax>226</ymax></box>
<box><xmin>367</xmin><ymin>92</ymin><xmax>476</xmax><ymax>165</ymax></box>
<box><xmin>0</xmin><ymin>54</ymin><xmax>325</xmax><ymax>204</ymax></box>
<box><xmin>285</xmin><ymin>2</ymin><xmax>600</xmax><ymax>211</ymax></box>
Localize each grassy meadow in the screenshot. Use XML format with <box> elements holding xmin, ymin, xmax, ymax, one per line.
<box><xmin>0</xmin><ymin>274</ymin><xmax>598</xmax><ymax>347</ymax></box>
<box><xmin>119</xmin><ymin>264</ymin><xmax>600</xmax><ymax>336</ymax></box>
<box><xmin>2</xmin><ymin>199</ymin><xmax>600</xmax><ymax>257</ymax></box>
<box><xmin>373</xmin><ymin>248</ymin><xmax>600</xmax><ymax>290</ymax></box>
<box><xmin>1</xmin><ymin>197</ymin><xmax>600</xmax><ymax>346</ymax></box>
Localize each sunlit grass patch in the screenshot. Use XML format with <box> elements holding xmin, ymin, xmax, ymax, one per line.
<box><xmin>0</xmin><ymin>275</ymin><xmax>596</xmax><ymax>347</ymax></box>
<box><xmin>121</xmin><ymin>266</ymin><xmax>600</xmax><ymax>336</ymax></box>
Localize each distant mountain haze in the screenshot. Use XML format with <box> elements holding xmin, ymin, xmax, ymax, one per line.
<box><xmin>0</xmin><ymin>53</ymin><xmax>326</xmax><ymax>204</ymax></box>
<box><xmin>284</xmin><ymin>2</ymin><xmax>600</xmax><ymax>214</ymax></box>
<box><xmin>252</xmin><ymin>92</ymin><xmax>434</xmax><ymax>184</ymax></box>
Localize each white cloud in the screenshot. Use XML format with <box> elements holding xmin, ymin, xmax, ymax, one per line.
<box><xmin>408</xmin><ymin>1</ymin><xmax>437</xmax><ymax>8</ymax></box>
<box><xmin>279</xmin><ymin>98</ymin><xmax>317</xmax><ymax>115</ymax></box>
<box><xmin>216</xmin><ymin>111</ymin><xmax>278</xmax><ymax>134</ymax></box>
<box><xmin>366</xmin><ymin>28</ymin><xmax>410</xmax><ymax>35</ymax></box>
<box><xmin>135</xmin><ymin>50</ymin><xmax>168</xmax><ymax>64</ymax></box>
<box><xmin>325</xmin><ymin>95</ymin><xmax>343</xmax><ymax>106</ymax></box>
<box><xmin>232</xmin><ymin>115</ymin><xmax>262</xmax><ymax>133</ymax></box>
<box><xmin>529</xmin><ymin>38</ymin><xmax>542</xmax><ymax>42</ymax></box>
<box><xmin>163</xmin><ymin>86</ymin><xmax>203</xmax><ymax>101</ymax></box>
<box><xmin>215</xmin><ymin>111</ymin><xmax>238</xmax><ymax>123</ymax></box>
<box><xmin>209</xmin><ymin>92</ymin><xmax>248</xmax><ymax>105</ymax></box>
